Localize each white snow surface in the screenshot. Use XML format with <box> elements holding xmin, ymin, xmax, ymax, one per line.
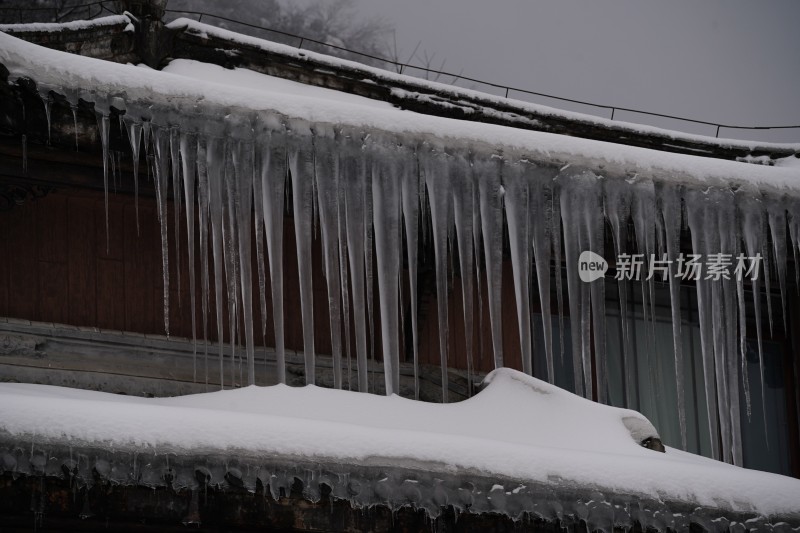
<box><xmin>0</xmin><ymin>30</ymin><xmax>798</xmax><ymax>191</ymax></box>
<box><xmin>0</xmin><ymin>14</ymin><xmax>131</xmax><ymax>34</ymax></box>
<box><xmin>161</xmin><ymin>59</ymin><xmax>393</xmax><ymax>111</ymax></box>
<box><xmin>0</xmin><ymin>368</ymin><xmax>798</xmax><ymax>517</ymax></box>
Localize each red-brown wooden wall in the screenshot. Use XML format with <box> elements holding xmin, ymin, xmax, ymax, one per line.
<box><xmin>0</xmin><ymin>187</ymin><xmax>535</xmax><ymax>375</ymax></box>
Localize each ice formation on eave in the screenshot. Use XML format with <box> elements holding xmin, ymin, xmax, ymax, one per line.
<box><xmin>1</xmin><ymin>29</ymin><xmax>800</xmax><ymax>471</ymax></box>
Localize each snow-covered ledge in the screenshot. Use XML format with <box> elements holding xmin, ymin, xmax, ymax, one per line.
<box><xmin>2</xmin><ymin>369</ymin><xmax>799</xmax><ymax>530</ymax></box>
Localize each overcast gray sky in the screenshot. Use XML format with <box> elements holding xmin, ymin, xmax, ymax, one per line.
<box><xmin>350</xmin><ymin>0</ymin><xmax>800</xmax><ymax>143</ymax></box>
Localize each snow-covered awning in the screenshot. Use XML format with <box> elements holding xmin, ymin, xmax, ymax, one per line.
<box><xmin>1</xmin><ymin>369</ymin><xmax>799</xmax><ymax>530</ymax></box>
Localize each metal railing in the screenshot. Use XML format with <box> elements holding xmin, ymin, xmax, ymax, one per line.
<box><xmin>2</xmin><ymin>2</ymin><xmax>798</xmax><ymax>140</ymax></box>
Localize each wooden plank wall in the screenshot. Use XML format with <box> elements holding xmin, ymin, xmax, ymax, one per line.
<box><xmin>0</xmin><ymin>188</ymin><xmax>534</xmax><ymax>376</ymax></box>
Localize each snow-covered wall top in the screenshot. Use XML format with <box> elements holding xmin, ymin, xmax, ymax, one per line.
<box><xmin>0</xmin><ymin>14</ymin><xmax>133</xmax><ymax>34</ymax></box>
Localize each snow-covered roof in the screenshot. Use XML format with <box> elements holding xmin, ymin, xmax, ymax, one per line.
<box><xmin>167</xmin><ymin>17</ymin><xmax>800</xmax><ymax>155</ymax></box>
<box><xmin>0</xmin><ymin>29</ymin><xmax>798</xmax><ymax>193</ymax></box>
<box><xmin>1</xmin><ymin>368</ymin><xmax>798</xmax><ymax>526</ymax></box>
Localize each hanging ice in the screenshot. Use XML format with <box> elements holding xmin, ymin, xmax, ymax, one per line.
<box><xmin>14</xmin><ymin>43</ymin><xmax>800</xmax><ymax>473</ymax></box>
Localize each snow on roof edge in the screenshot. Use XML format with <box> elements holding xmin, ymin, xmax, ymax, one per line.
<box><xmin>1</xmin><ymin>367</ymin><xmax>799</xmax><ymax>518</ymax></box>
<box><xmin>166</xmin><ymin>17</ymin><xmax>800</xmax><ymax>153</ymax></box>
<box><xmin>1</xmin><ymin>30</ymin><xmax>799</xmax><ymax>193</ymax></box>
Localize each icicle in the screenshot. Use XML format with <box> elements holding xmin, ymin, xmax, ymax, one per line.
<box><xmin>96</xmin><ymin>112</ymin><xmax>111</xmax><ymax>251</ymax></box>
<box><xmin>337</xmin><ymin>165</ymin><xmax>353</xmax><ymax>391</ymax></box>
<box><xmin>142</xmin><ymin>120</ymin><xmax>152</xmax><ymax>157</ymax></box>
<box><xmin>704</xmin><ymin>189</ymin><xmax>732</xmax><ymax>464</ymax></box>
<box><xmin>685</xmin><ymin>188</ymin><xmax>720</xmax><ymax>461</ymax></box>
<box><xmin>179</xmin><ymin>132</ymin><xmax>198</xmax><ymax>382</ymax></box>
<box><xmin>470</xmin><ymin>157</ymin><xmax>485</xmax><ymax>378</ymax></box>
<box><xmin>762</xmin><ymin>210</ymin><xmax>775</xmax><ymax>338</ymax></box>
<box><xmin>450</xmin><ymin>151</ymin><xmax>475</xmax><ymax>390</ymax></box>
<box><xmin>476</xmin><ymin>154</ymin><xmax>505</xmax><ymax>370</ymax></box>
<box><xmin>658</xmin><ymin>183</ymin><xmax>687</xmax><ymax>450</ymax></box>
<box><xmin>559</xmin><ymin>168</ymin><xmax>603</xmax><ymax>400</ymax></box>
<box><xmin>587</xmin><ymin>175</ymin><xmax>607</xmax><ymax>404</ymax></box>
<box><xmin>70</xmin><ymin>104</ymin><xmax>79</xmax><ymax>151</ymax></box>
<box><xmin>716</xmin><ymin>188</ymin><xmax>743</xmax><ymax>466</ymax></box>
<box><xmin>741</xmin><ymin>191</ymin><xmax>770</xmax><ymax>446</ymax></box>
<box><xmin>370</xmin><ymin>136</ymin><xmax>404</xmax><ymax>396</ymax></box>
<box><xmin>530</xmin><ymin>166</ymin><xmax>558</xmax><ymax>384</ymax></box>
<box><xmin>40</xmin><ymin>92</ymin><xmax>52</xmax><ymax>144</ymax></box>
<box><xmin>252</xmin><ymin>133</ymin><xmax>269</xmax><ymax>374</ymax></box>
<box><xmin>365</xmin><ymin>160</ymin><xmax>376</xmax><ymax>373</ymax></box>
<box><xmin>790</xmin><ymin>210</ymin><xmax>800</xmax><ymax>294</ymax></box>
<box><xmin>206</xmin><ymin>136</ymin><xmax>227</xmax><ymax>388</ymax></box>
<box><xmin>503</xmin><ymin>159</ymin><xmax>533</xmax><ymax>376</ymax></box>
<box><xmin>314</xmin><ymin>127</ymin><xmax>345</xmax><ymax>390</ymax></box>
<box><xmin>767</xmin><ymin>197</ymin><xmax>789</xmax><ymax>334</ymax></box>
<box><xmin>551</xmin><ymin>182</ymin><xmax>565</xmax><ymax>368</ymax></box>
<box><xmin>230</xmin><ymin>138</ymin><xmax>256</xmax><ymax>386</ymax></box>
<box><xmin>124</xmin><ymin>118</ymin><xmax>142</xmax><ymax>234</ymax></box>
<box><xmin>261</xmin><ymin>124</ymin><xmax>288</xmax><ymax>385</ymax></box>
<box><xmin>631</xmin><ymin>177</ymin><xmax>659</xmax><ymax>408</ymax></box>
<box><xmin>152</xmin><ymin>125</ymin><xmax>171</xmax><ymax>338</ymax></box>
<box><xmin>221</xmin><ymin>142</ymin><xmax>241</xmax><ymax>387</ymax></box>
<box><xmin>605</xmin><ymin>178</ymin><xmax>633</xmax><ymax>407</ymax></box>
<box><xmin>342</xmin><ymin>135</ymin><xmax>369</xmax><ymax>392</ymax></box>
<box><xmin>287</xmin><ymin>121</ymin><xmax>316</xmax><ymax>386</ymax></box>
<box><xmin>401</xmin><ymin>146</ymin><xmax>421</xmax><ymax>399</ymax></box>
<box><xmin>170</xmin><ymin>128</ymin><xmax>183</xmax><ymax>300</ymax></box>
<box><xmin>421</xmin><ymin>143</ymin><xmax>453</xmax><ymax>402</ymax></box>
<box><xmin>196</xmin><ymin>138</ymin><xmax>212</xmax><ymax>386</ymax></box>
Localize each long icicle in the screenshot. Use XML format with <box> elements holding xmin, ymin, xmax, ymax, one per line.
<box><xmin>451</xmin><ymin>151</ymin><xmax>476</xmax><ymax>390</ymax></box>
<box><xmin>476</xmin><ymin>154</ymin><xmax>505</xmax><ymax>370</ymax></box>
<box><xmin>659</xmin><ymin>183</ymin><xmax>688</xmax><ymax>450</ymax></box>
<box><xmin>206</xmin><ymin>136</ymin><xmax>227</xmax><ymax>389</ymax></box>
<box><xmin>314</xmin><ymin>128</ymin><xmax>345</xmax><ymax>389</ymax></box>
<box><xmin>287</xmin><ymin>123</ymin><xmax>317</xmax><ymax>385</ymax></box>
<box><xmin>152</xmin><ymin>125</ymin><xmax>171</xmax><ymax>338</ymax></box>
<box><xmin>179</xmin><ymin>132</ymin><xmax>198</xmax><ymax>382</ymax></box>
<box><xmin>169</xmin><ymin>128</ymin><xmax>182</xmax><ymax>300</ymax></box>
<box><xmin>531</xmin><ymin>165</ymin><xmax>558</xmax><ymax>384</ymax></box>
<box><xmin>421</xmin><ymin>143</ymin><xmax>453</xmax><ymax>401</ymax></box>
<box><xmin>685</xmin><ymin>188</ymin><xmax>720</xmax><ymax>460</ymax></box>
<box><xmin>196</xmin><ymin>137</ymin><xmax>211</xmax><ymax>386</ymax></box>
<box><xmin>370</xmin><ymin>137</ymin><xmax>403</xmax><ymax>395</ymax></box>
<box><xmin>401</xmin><ymin>145</ymin><xmax>421</xmax><ymax>399</ymax></box>
<box><xmin>261</xmin><ymin>126</ymin><xmax>288</xmax><ymax>385</ymax></box>
<box><xmin>232</xmin><ymin>139</ymin><xmax>256</xmax><ymax>385</ymax></box>
<box><xmin>124</xmin><ymin>118</ymin><xmax>142</xmax><ymax>235</ymax></box>
<box><xmin>605</xmin><ymin>178</ymin><xmax>633</xmax><ymax>407</ymax></box>
<box><xmin>504</xmin><ymin>159</ymin><xmax>533</xmax><ymax>376</ymax></box>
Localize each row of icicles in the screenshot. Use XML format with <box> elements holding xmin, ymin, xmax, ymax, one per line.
<box><xmin>32</xmin><ymin>90</ymin><xmax>798</xmax><ymax>467</ymax></box>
